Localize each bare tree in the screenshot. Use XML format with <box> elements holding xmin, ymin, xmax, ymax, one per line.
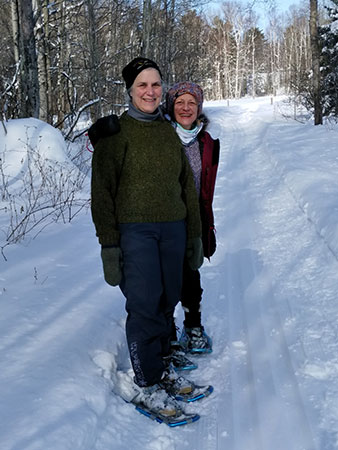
<box><xmin>14</xmin><ymin>0</ymin><xmax>40</xmax><ymax>118</ymax></box>
<box><xmin>142</xmin><ymin>0</ymin><xmax>152</xmax><ymax>57</ymax></box>
<box><xmin>208</xmin><ymin>15</ymin><xmax>235</xmax><ymax>99</ymax></box>
<box><xmin>86</xmin><ymin>0</ymin><xmax>102</xmax><ymax>122</ymax></box>
<box><xmin>265</xmin><ymin>8</ymin><xmax>283</xmax><ymax>96</ymax></box>
<box><xmin>0</xmin><ymin>0</ymin><xmax>329</xmax><ymax>132</ymax></box>
<box><xmin>309</xmin><ymin>0</ymin><xmax>322</xmax><ymax>125</ymax></box>
<box><xmin>34</xmin><ymin>0</ymin><xmax>52</xmax><ymax>123</ymax></box>
<box><xmin>282</xmin><ymin>6</ymin><xmax>311</xmax><ymax>94</ymax></box>
<box><xmin>221</xmin><ymin>1</ymin><xmax>249</xmax><ymax>98</ymax></box>
<box><xmin>11</xmin><ymin>0</ymin><xmax>20</xmax><ymax>64</ymax></box>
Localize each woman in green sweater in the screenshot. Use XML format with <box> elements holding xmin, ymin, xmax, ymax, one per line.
<box><xmin>91</xmin><ymin>58</ymin><xmax>211</xmax><ymax>421</ymax></box>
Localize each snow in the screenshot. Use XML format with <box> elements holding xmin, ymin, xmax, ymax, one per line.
<box><xmin>1</xmin><ymin>118</ymin><xmax>68</xmax><ymax>176</ymax></box>
<box><xmin>1</xmin><ymin>97</ymin><xmax>338</xmax><ymax>449</ymax></box>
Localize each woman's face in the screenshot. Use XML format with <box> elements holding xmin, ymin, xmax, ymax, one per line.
<box><xmin>174</xmin><ymin>93</ymin><xmax>198</xmax><ymax>130</ymax></box>
<box><xmin>130</xmin><ymin>68</ymin><xmax>162</xmax><ymax>114</ymax></box>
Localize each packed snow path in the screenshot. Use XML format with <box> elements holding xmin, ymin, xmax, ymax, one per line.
<box><xmin>2</xmin><ymin>98</ymin><xmax>338</xmax><ymax>450</ymax></box>
<box><xmin>197</xmin><ymin>100</ymin><xmax>338</xmax><ymax>450</ymax></box>
<box><xmin>199</xmin><ymin>103</ymin><xmax>319</xmax><ymax>450</ymax></box>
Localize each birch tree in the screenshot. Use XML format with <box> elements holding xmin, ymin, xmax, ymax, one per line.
<box><xmin>0</xmin><ymin>0</ymin><xmax>327</xmax><ymax>133</ymax></box>
<box><xmin>265</xmin><ymin>9</ymin><xmax>283</xmax><ymax>95</ymax></box>
<box><xmin>283</xmin><ymin>6</ymin><xmax>311</xmax><ymax>94</ymax></box>
<box><xmin>208</xmin><ymin>16</ymin><xmax>235</xmax><ymax>99</ymax></box>
<box><xmin>34</xmin><ymin>0</ymin><xmax>52</xmax><ymax>123</ymax></box>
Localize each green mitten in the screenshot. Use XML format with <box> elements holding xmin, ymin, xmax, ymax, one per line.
<box><xmin>186</xmin><ymin>237</ymin><xmax>204</xmax><ymax>270</ymax></box>
<box><xmin>100</xmin><ymin>247</ymin><xmax>123</xmax><ymax>286</ymax></box>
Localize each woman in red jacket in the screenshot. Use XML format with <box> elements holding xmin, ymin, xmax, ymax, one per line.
<box><xmin>165</xmin><ymin>82</ymin><xmax>219</xmax><ymax>358</ymax></box>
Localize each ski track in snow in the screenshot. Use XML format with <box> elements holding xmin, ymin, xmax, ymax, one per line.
<box><xmin>2</xmin><ymin>100</ymin><xmax>338</xmax><ymax>449</ymax></box>
<box><xmin>187</xmin><ymin>102</ymin><xmax>338</xmax><ymax>450</ymax></box>
<box><xmin>212</xmin><ymin>109</ymin><xmax>316</xmax><ymax>450</ymax></box>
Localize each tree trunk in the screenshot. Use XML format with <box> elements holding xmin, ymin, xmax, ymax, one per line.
<box><xmin>251</xmin><ymin>31</ymin><xmax>256</xmax><ymax>98</ymax></box>
<box><xmin>142</xmin><ymin>0</ymin><xmax>152</xmax><ymax>57</ymax></box>
<box><xmin>310</xmin><ymin>0</ymin><xmax>323</xmax><ymax>125</ymax></box>
<box><xmin>87</xmin><ymin>0</ymin><xmax>101</xmax><ymax>121</ymax></box>
<box><xmin>11</xmin><ymin>0</ymin><xmax>20</xmax><ymax>64</ymax></box>
<box><xmin>11</xmin><ymin>0</ymin><xmax>21</xmax><ymax>112</ymax></box>
<box><xmin>17</xmin><ymin>0</ymin><xmax>40</xmax><ymax>118</ymax></box>
<box><xmin>35</xmin><ymin>0</ymin><xmax>51</xmax><ymax>122</ymax></box>
<box><xmin>56</xmin><ymin>0</ymin><xmax>66</xmax><ymax>126</ymax></box>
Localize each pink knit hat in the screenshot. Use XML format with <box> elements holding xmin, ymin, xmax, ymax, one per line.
<box><xmin>165</xmin><ymin>82</ymin><xmax>204</xmax><ymax>118</ymax></box>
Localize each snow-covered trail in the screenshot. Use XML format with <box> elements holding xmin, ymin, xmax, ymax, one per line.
<box><xmin>2</xmin><ymin>99</ymin><xmax>338</xmax><ymax>450</ymax></box>
<box><xmin>195</xmin><ymin>100</ymin><xmax>338</xmax><ymax>450</ymax></box>
<box><xmin>203</xmin><ymin>104</ymin><xmax>315</xmax><ymax>450</ymax></box>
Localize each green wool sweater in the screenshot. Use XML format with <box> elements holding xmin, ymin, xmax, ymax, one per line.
<box><xmin>91</xmin><ymin>112</ymin><xmax>202</xmax><ymax>246</ymax></box>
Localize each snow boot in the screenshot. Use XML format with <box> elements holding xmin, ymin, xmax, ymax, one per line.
<box><xmin>166</xmin><ymin>341</ymin><xmax>198</xmax><ymax>371</ymax></box>
<box><xmin>130</xmin><ymin>383</ymin><xmax>200</xmax><ymax>427</ymax></box>
<box><xmin>160</xmin><ymin>365</ymin><xmax>213</xmax><ymax>403</ymax></box>
<box><xmin>179</xmin><ymin>326</ymin><xmax>212</xmax><ymax>354</ymax></box>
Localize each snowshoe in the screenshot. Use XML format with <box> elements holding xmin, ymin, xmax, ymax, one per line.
<box><xmin>160</xmin><ymin>365</ymin><xmax>213</xmax><ymax>403</ymax></box>
<box><xmin>179</xmin><ymin>326</ymin><xmax>213</xmax><ymax>354</ymax></box>
<box><xmin>167</xmin><ymin>342</ymin><xmax>198</xmax><ymax>371</ymax></box>
<box><xmin>130</xmin><ymin>383</ymin><xmax>200</xmax><ymax>427</ymax></box>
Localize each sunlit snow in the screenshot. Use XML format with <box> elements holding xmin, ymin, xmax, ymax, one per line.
<box><xmin>1</xmin><ymin>97</ymin><xmax>338</xmax><ymax>449</ymax></box>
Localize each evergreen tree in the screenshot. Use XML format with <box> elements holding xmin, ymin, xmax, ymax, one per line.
<box><xmin>320</xmin><ymin>0</ymin><xmax>338</xmax><ymax>117</ymax></box>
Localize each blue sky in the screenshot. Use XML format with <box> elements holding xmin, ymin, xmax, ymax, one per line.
<box><xmin>209</xmin><ymin>0</ymin><xmax>303</xmax><ymax>30</ymax></box>
<box><xmin>254</xmin><ymin>0</ymin><xmax>303</xmax><ymax>29</ymax></box>
<box><xmin>269</xmin><ymin>0</ymin><xmax>302</xmax><ymax>12</ymax></box>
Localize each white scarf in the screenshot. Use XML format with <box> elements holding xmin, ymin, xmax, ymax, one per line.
<box><xmin>175</xmin><ymin>122</ymin><xmax>203</xmax><ymax>145</ymax></box>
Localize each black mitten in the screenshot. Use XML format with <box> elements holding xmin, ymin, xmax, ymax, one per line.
<box><xmin>88</xmin><ymin>114</ymin><xmax>120</xmax><ymax>146</ymax></box>
<box><xmin>101</xmin><ymin>247</ymin><xmax>123</xmax><ymax>286</ymax></box>
<box><xmin>186</xmin><ymin>237</ymin><xmax>204</xmax><ymax>270</ymax></box>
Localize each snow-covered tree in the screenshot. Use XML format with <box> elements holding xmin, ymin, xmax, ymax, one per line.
<box><xmin>320</xmin><ymin>0</ymin><xmax>338</xmax><ymax>118</ymax></box>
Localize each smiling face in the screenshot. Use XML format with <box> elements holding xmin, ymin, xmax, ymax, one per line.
<box><xmin>174</xmin><ymin>93</ymin><xmax>199</xmax><ymax>130</ymax></box>
<box><xmin>130</xmin><ymin>68</ymin><xmax>162</xmax><ymax>114</ymax></box>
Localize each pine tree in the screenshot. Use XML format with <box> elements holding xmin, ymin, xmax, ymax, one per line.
<box><xmin>320</xmin><ymin>0</ymin><xmax>338</xmax><ymax>118</ymax></box>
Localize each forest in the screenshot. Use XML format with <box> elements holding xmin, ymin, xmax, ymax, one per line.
<box><xmin>1</xmin><ymin>0</ymin><xmax>338</xmax><ymax>139</ymax></box>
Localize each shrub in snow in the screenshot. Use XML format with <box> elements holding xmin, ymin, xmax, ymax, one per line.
<box><xmin>0</xmin><ymin>118</ymin><xmax>89</xmax><ymax>255</ymax></box>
